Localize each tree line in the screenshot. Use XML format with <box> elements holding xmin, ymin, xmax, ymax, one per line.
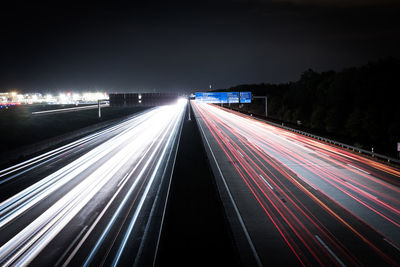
<box><xmin>221</xmin><ymin>57</ymin><xmax>400</xmax><ymax>157</ymax></box>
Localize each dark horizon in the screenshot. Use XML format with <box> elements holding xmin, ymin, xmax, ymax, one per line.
<box><xmin>1</xmin><ymin>0</ymin><xmax>399</xmax><ymax>93</ymax></box>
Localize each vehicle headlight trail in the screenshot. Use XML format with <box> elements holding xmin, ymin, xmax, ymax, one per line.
<box><xmin>0</xmin><ymin>101</ymin><xmax>186</xmax><ymax>266</ymax></box>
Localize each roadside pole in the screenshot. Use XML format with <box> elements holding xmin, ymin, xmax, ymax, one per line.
<box><xmin>98</xmin><ymin>100</ymin><xmax>101</xmax><ymax>118</ymax></box>
<box><xmin>188</xmin><ymin>100</ymin><xmax>191</xmax><ymax>121</ymax></box>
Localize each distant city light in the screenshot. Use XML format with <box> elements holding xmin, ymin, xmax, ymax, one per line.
<box><xmin>0</xmin><ymin>91</ymin><xmax>109</xmax><ymax>105</ymax></box>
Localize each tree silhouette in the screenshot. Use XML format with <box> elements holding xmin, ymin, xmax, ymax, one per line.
<box><xmin>220</xmin><ymin>57</ymin><xmax>400</xmax><ymax>157</ymax></box>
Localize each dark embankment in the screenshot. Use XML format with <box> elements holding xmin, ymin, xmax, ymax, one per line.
<box><xmin>0</xmin><ymin>105</ymin><xmax>150</xmax><ymax>168</ymax></box>
<box><xmin>0</xmin><ymin>105</ymin><xmax>148</xmax><ymax>152</ymax></box>
<box><xmin>217</xmin><ymin>58</ymin><xmax>400</xmax><ymax>159</ymax></box>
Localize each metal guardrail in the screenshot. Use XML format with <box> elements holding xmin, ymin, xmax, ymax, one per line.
<box><xmin>221</xmin><ymin>105</ymin><xmax>400</xmax><ymax>165</ymax></box>
<box><xmin>258</xmin><ymin>119</ymin><xmax>400</xmax><ymax>165</ymax></box>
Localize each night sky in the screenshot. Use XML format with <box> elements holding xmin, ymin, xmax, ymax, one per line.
<box><xmin>1</xmin><ymin>0</ymin><xmax>399</xmax><ymax>93</ymax></box>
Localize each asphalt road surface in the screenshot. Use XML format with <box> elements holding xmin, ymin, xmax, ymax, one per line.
<box><xmin>155</xmin><ymin>101</ymin><xmax>241</xmax><ymax>267</ymax></box>
<box><xmin>0</xmin><ymin>102</ymin><xmax>185</xmax><ymax>266</ymax></box>
<box><xmin>193</xmin><ymin>101</ymin><xmax>400</xmax><ymax>266</ymax></box>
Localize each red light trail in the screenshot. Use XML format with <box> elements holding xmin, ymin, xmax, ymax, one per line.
<box><xmin>193</xmin><ymin>101</ymin><xmax>400</xmax><ymax>266</ymax></box>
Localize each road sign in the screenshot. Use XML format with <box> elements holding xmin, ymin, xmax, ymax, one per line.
<box><xmin>195</xmin><ymin>92</ymin><xmax>228</xmax><ymax>103</ymax></box>
<box><xmin>397</xmin><ymin>142</ymin><xmax>400</xmax><ymax>152</ymax></box>
<box><xmin>195</xmin><ymin>91</ymin><xmax>252</xmax><ymax>104</ymax></box>
<box><xmin>227</xmin><ymin>92</ymin><xmax>239</xmax><ymax>103</ymax></box>
<box><xmin>240</xmin><ymin>92</ymin><xmax>252</xmax><ymax>103</ymax></box>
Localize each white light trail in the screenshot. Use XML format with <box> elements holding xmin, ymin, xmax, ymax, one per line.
<box><xmin>0</xmin><ymin>101</ymin><xmax>186</xmax><ymax>266</ymax></box>
<box><xmin>31</xmin><ymin>104</ymin><xmax>109</xmax><ymax>115</ymax></box>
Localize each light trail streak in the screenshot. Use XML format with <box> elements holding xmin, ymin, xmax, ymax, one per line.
<box><xmin>0</xmin><ymin>102</ymin><xmax>185</xmax><ymax>266</ymax></box>
<box><xmin>31</xmin><ymin>104</ymin><xmax>109</xmax><ymax>115</ymax></box>
<box><xmin>111</xmin><ymin>108</ymin><xmax>180</xmax><ymax>266</ymax></box>
<box><xmin>195</xmin><ymin>105</ymin><xmax>329</xmax><ymax>265</ymax></box>
<box><xmin>193</xmin><ymin>102</ymin><xmax>400</xmax><ymax>266</ymax></box>
<box><xmin>196</xmin><ymin>111</ymin><xmax>263</xmax><ymax>267</ymax></box>
<box><xmin>0</xmin><ymin>108</ymin><xmax>152</xmax><ymax>182</ymax></box>
<box><xmin>0</xmin><ymin>110</ymin><xmax>157</xmax><ymax>228</ymax></box>
<box><xmin>200</xmin><ymin>104</ymin><xmax>400</xmax><ymax>230</ymax></box>
<box><xmin>83</xmin><ymin>104</ymin><xmax>182</xmax><ymax>266</ymax></box>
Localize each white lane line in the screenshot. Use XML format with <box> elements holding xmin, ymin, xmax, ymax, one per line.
<box><xmin>259</xmin><ymin>174</ymin><xmax>273</xmax><ymax>190</ymax></box>
<box><xmin>55</xmin><ymin>225</ymin><xmax>88</xmax><ymax>266</ymax></box>
<box><xmin>306</xmin><ymin>182</ymin><xmax>319</xmax><ymax>191</ymax></box>
<box><xmin>61</xmin><ymin>158</ymin><xmax>136</xmax><ymax>267</ymax></box>
<box><xmin>0</xmin><ymin>126</ymin><xmax>142</xmax><ymax>228</ymax></box>
<box><xmin>113</xmin><ymin>106</ymin><xmax>185</xmax><ymax>265</ymax></box>
<box><xmin>315</xmin><ymin>235</ymin><xmax>346</xmax><ymax>267</ymax></box>
<box><xmin>117</xmin><ymin>172</ymin><xmax>131</xmax><ymax>188</ymax></box>
<box><xmin>384</xmin><ymin>238</ymin><xmax>400</xmax><ymax>252</ymax></box>
<box><xmin>64</xmin><ymin>107</ymin><xmax>178</xmax><ymax>267</ymax></box>
<box><xmin>151</xmin><ymin>108</ymin><xmax>185</xmax><ymax>266</ymax></box>
<box><xmin>0</xmin><ymin>108</ymin><xmax>153</xmax><ymax>182</ymax></box>
<box><xmin>347</xmin><ymin>164</ymin><xmax>370</xmax><ymax>175</ymax></box>
<box><xmin>2</xmin><ymin>141</ymin><xmax>140</xmax><ymax>266</ymax></box>
<box><xmin>197</xmin><ymin>115</ymin><xmax>263</xmax><ymax>267</ymax></box>
<box><xmin>0</xmin><ymin>107</ymin><xmax>175</xmax><ymax>266</ymax></box>
<box><xmin>111</xmin><ymin>112</ymin><xmax>180</xmax><ymax>267</ymax></box>
<box><xmin>0</xmin><ymin>110</ymin><xmax>157</xmax><ymax>220</ymax></box>
<box><xmin>343</xmin><ymin>181</ymin><xmax>378</xmax><ymax>200</ymax></box>
<box><xmin>0</xmin><ymin>135</ymin><xmax>97</xmax><ymax>179</ymax></box>
<box><xmin>283</xmin><ymin>162</ymin><xmax>332</xmax><ymax>167</ymax></box>
<box><xmin>83</xmin><ymin>105</ymin><xmax>185</xmax><ymax>267</ymax></box>
<box><xmin>316</xmin><ymin>151</ymin><xmax>331</xmax><ymax>158</ymax></box>
<box><xmin>31</xmin><ymin>104</ymin><xmax>109</xmax><ymax>115</ymax></box>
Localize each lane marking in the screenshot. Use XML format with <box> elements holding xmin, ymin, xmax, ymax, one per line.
<box><xmin>384</xmin><ymin>238</ymin><xmax>400</xmax><ymax>252</ymax></box>
<box><xmin>55</xmin><ymin>225</ymin><xmax>88</xmax><ymax>266</ymax></box>
<box><xmin>83</xmin><ymin>109</ymin><xmax>179</xmax><ymax>267</ymax></box>
<box><xmin>62</xmin><ymin>108</ymin><xmax>177</xmax><ymax>267</ymax></box>
<box><xmin>61</xmin><ymin>159</ymin><xmax>135</xmax><ymax>267</ymax></box>
<box><xmin>315</xmin><ymin>235</ymin><xmax>346</xmax><ymax>267</ymax></box>
<box><xmin>347</xmin><ymin>164</ymin><xmax>370</xmax><ymax>175</ymax></box>
<box><xmin>111</xmin><ymin>109</ymin><xmax>183</xmax><ymax>266</ymax></box>
<box><xmin>237</xmin><ymin>150</ymin><xmax>244</xmax><ymax>158</ymax></box>
<box><xmin>259</xmin><ymin>174</ymin><xmax>273</xmax><ymax>190</ymax></box>
<box><xmin>0</xmin><ymin>108</ymin><xmax>154</xmax><ymax>180</ymax></box>
<box><xmin>151</xmin><ymin>108</ymin><xmax>185</xmax><ymax>267</ymax></box>
<box><xmin>117</xmin><ymin>172</ymin><xmax>131</xmax><ymax>188</ymax></box>
<box><xmin>306</xmin><ymin>182</ymin><xmax>318</xmax><ymax>191</ymax></box>
<box><xmin>196</xmin><ymin>112</ymin><xmax>263</xmax><ymax>267</ymax></box>
<box><xmin>31</xmin><ymin>104</ymin><xmax>108</xmax><ymax>115</ymax></box>
<box><xmin>343</xmin><ymin>181</ymin><xmax>378</xmax><ymax>200</ymax></box>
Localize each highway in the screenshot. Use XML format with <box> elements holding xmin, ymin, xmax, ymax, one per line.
<box><xmin>0</xmin><ymin>101</ymin><xmax>185</xmax><ymax>266</ymax></box>
<box><xmin>193</xmin><ymin>101</ymin><xmax>400</xmax><ymax>266</ymax></box>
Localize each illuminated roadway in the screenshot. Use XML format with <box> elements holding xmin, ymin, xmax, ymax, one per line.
<box><xmin>192</xmin><ymin>101</ymin><xmax>400</xmax><ymax>266</ymax></box>
<box><xmin>0</xmin><ymin>101</ymin><xmax>185</xmax><ymax>266</ymax></box>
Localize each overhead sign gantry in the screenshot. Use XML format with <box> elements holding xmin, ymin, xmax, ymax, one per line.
<box><xmin>195</xmin><ymin>91</ymin><xmax>251</xmax><ymax>104</ymax></box>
